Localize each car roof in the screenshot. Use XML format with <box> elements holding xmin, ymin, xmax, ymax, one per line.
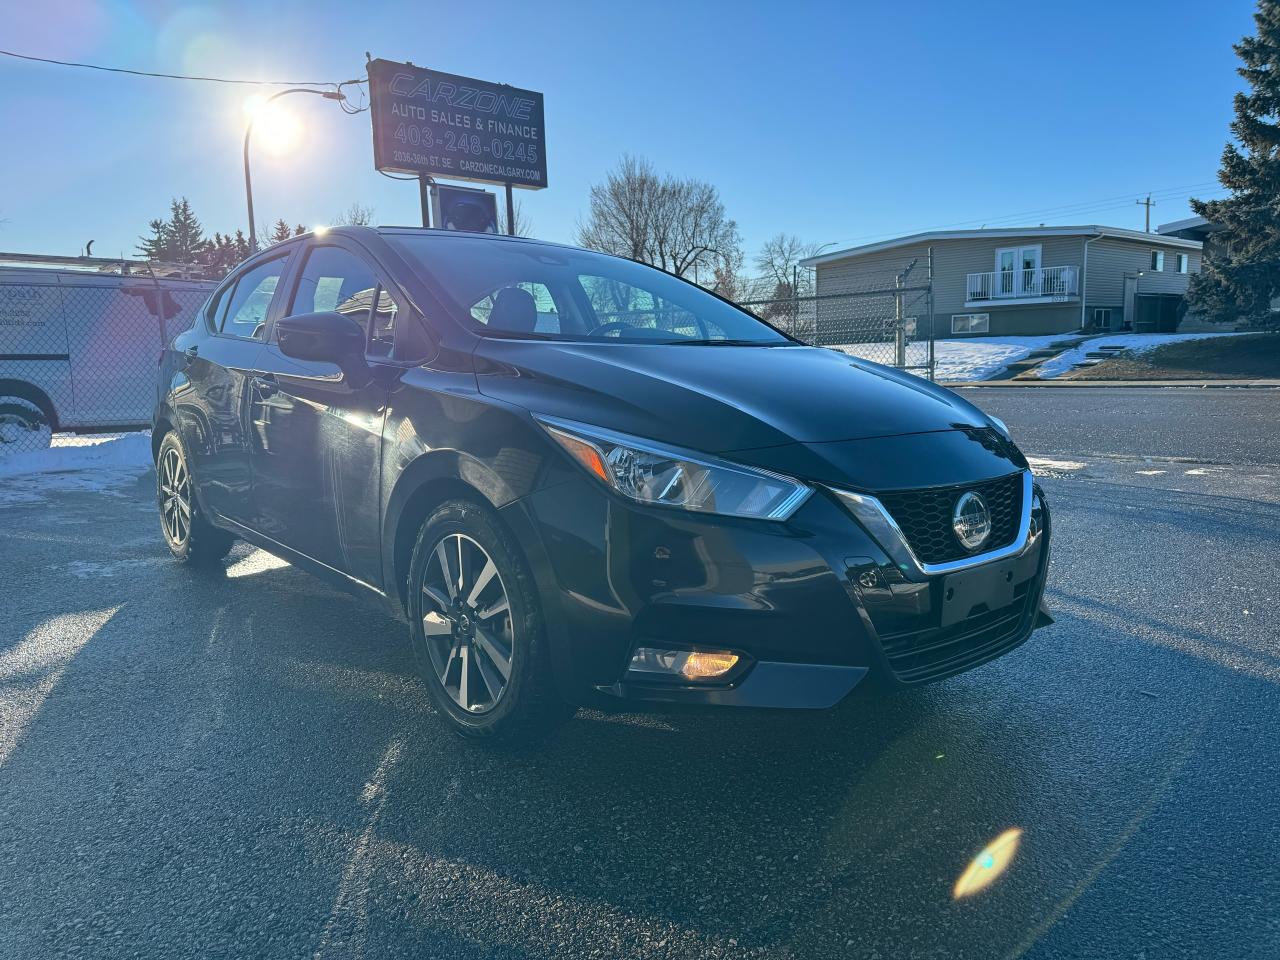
<box><xmin>372</xmin><ymin>225</ymin><xmax>582</xmax><ymax>253</ymax></box>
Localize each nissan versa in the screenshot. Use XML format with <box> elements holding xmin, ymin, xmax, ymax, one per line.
<box><xmin>153</xmin><ymin>226</ymin><xmax>1052</xmax><ymax>740</ymax></box>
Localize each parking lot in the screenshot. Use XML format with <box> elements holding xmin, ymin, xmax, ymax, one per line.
<box><xmin>1</xmin><ymin>387</ymin><xmax>1278</xmax><ymax>959</ymax></box>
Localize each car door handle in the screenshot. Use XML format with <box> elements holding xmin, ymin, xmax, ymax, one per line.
<box><xmin>251</xmin><ymin>375</ymin><xmax>278</xmax><ymax>399</ymax></box>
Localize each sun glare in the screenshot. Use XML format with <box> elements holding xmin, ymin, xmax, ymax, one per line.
<box><xmin>953</xmin><ymin>828</ymin><xmax>1023</xmax><ymax>899</ymax></box>
<box><xmin>242</xmin><ymin>95</ymin><xmax>304</xmax><ymax>157</ymax></box>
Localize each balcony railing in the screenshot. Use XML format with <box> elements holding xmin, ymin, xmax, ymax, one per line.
<box><xmin>966</xmin><ymin>265</ymin><xmax>1078</xmax><ymax>302</ymax></box>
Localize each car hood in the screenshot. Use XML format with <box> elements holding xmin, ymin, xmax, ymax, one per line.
<box><xmin>474</xmin><ymin>340</ymin><xmax>992</xmax><ymax>452</ymax></box>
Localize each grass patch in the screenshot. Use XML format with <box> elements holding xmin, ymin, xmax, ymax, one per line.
<box><xmin>1071</xmin><ymin>333</ymin><xmax>1280</xmax><ymax>380</ymax></box>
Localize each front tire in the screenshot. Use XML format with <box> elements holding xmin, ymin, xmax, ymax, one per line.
<box><xmin>156</xmin><ymin>431</ymin><xmax>234</xmax><ymax>566</ymax></box>
<box><xmin>407</xmin><ymin>499</ymin><xmax>572</xmax><ymax>742</ymax></box>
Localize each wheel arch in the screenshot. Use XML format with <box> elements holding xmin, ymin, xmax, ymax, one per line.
<box><xmin>152</xmin><ymin>405</ymin><xmax>176</xmax><ymax>462</ymax></box>
<box><xmin>0</xmin><ymin>379</ymin><xmax>58</xmax><ymax>431</ymax></box>
<box><xmin>383</xmin><ymin>450</ymin><xmax>523</xmax><ymax>617</ymax></box>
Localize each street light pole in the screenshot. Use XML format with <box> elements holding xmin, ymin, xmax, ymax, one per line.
<box><xmin>243</xmin><ymin>87</ymin><xmax>345</xmax><ymax>253</ymax></box>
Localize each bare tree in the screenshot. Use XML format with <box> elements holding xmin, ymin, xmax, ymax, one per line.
<box><xmin>498</xmin><ymin>198</ymin><xmax>533</xmax><ymax>237</ymax></box>
<box><xmin>745</xmin><ymin>233</ymin><xmax>820</xmax><ymax>328</ymax></box>
<box><xmin>711</xmin><ymin>244</ymin><xmax>746</xmax><ymax>299</ymax></box>
<box><xmin>754</xmin><ymin>233</ymin><xmax>819</xmax><ymax>296</ymax></box>
<box><xmin>578</xmin><ymin>155</ymin><xmax>742</xmax><ymax>280</ymax></box>
<box><xmin>333</xmin><ymin>202</ymin><xmax>376</xmax><ymax>227</ymax></box>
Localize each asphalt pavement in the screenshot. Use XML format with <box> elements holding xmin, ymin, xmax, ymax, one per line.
<box><xmin>1</xmin><ymin>387</ymin><xmax>1278</xmax><ymax>959</ymax></box>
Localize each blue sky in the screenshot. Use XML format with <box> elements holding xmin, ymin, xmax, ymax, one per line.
<box><xmin>0</xmin><ymin>0</ymin><xmax>1257</xmax><ymax>264</ymax></box>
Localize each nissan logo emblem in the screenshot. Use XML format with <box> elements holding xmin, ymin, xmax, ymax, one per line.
<box><xmin>953</xmin><ymin>491</ymin><xmax>992</xmax><ymax>551</ymax></box>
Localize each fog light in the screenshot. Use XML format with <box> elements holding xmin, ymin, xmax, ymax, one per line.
<box><xmin>628</xmin><ymin>647</ymin><xmax>740</xmax><ymax>681</ymax></box>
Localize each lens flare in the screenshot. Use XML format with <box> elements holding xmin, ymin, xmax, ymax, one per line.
<box><xmin>243</xmin><ymin>95</ymin><xmax>304</xmax><ymax>156</ymax></box>
<box><xmin>953</xmin><ymin>828</ymin><xmax>1022</xmax><ymax>899</ymax></box>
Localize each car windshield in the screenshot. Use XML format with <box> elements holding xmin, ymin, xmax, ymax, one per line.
<box><xmin>387</xmin><ymin>233</ymin><xmax>791</xmax><ymax>345</ymax></box>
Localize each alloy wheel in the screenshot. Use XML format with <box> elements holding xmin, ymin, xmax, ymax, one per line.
<box><xmin>159</xmin><ymin>446</ymin><xmax>192</xmax><ymax>547</ymax></box>
<box><xmin>420</xmin><ymin>533</ymin><xmax>514</xmax><ymax>714</ymax></box>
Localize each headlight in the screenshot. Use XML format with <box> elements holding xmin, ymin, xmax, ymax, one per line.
<box><xmin>536</xmin><ymin>416</ymin><xmax>811</xmax><ymax>521</ymax></box>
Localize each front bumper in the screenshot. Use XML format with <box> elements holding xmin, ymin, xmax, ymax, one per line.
<box><xmin>503</xmin><ymin>472</ymin><xmax>1051</xmax><ymax>711</ymax></box>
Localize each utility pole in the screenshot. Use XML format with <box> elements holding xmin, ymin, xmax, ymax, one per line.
<box><xmin>1136</xmin><ymin>193</ymin><xmax>1156</xmax><ymax>233</ymax></box>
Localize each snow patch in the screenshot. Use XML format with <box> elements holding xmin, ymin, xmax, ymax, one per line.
<box><xmin>0</xmin><ymin>432</ymin><xmax>153</xmax><ymax>506</ymax></box>
<box><xmin>0</xmin><ymin>432</ymin><xmax>152</xmax><ymax>479</ymax></box>
<box><xmin>1035</xmin><ymin>333</ymin><xmax>1243</xmax><ymax>379</ymax></box>
<box><xmin>830</xmin><ymin>336</ymin><xmax>1070</xmax><ymax>382</ymax></box>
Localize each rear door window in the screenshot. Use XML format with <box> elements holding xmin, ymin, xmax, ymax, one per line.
<box><xmin>219</xmin><ymin>256</ymin><xmax>288</xmax><ymax>340</ymax></box>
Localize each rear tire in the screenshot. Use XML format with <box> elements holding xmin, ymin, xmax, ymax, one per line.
<box><xmin>156</xmin><ymin>431</ymin><xmax>234</xmax><ymax>566</ymax></box>
<box><xmin>407</xmin><ymin>498</ymin><xmax>573</xmax><ymax>742</ymax></box>
<box><xmin>0</xmin><ymin>399</ymin><xmax>53</xmax><ymax>455</ymax></box>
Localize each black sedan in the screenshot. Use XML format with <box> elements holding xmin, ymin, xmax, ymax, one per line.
<box><xmin>153</xmin><ymin>227</ymin><xmax>1052</xmax><ymax>740</ymax></box>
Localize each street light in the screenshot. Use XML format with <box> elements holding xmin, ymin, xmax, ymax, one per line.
<box><xmin>243</xmin><ymin>87</ymin><xmax>345</xmax><ymax>253</ymax></box>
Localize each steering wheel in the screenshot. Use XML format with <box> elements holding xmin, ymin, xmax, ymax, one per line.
<box><xmin>587</xmin><ymin>321</ymin><xmax>636</xmax><ymax>338</ymax></box>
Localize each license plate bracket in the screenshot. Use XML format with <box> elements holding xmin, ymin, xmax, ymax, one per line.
<box><xmin>940</xmin><ymin>560</ymin><xmax>1017</xmax><ymax>628</ymax></box>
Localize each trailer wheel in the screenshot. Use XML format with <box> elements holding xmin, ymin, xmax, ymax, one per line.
<box><xmin>0</xmin><ymin>398</ymin><xmax>53</xmax><ymax>455</ymax></box>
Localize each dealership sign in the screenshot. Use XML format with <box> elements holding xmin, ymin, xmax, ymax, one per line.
<box><xmin>367</xmin><ymin>59</ymin><xmax>547</xmax><ymax>189</ymax></box>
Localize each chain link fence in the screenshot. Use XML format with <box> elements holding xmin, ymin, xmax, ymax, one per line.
<box><xmin>737</xmin><ymin>255</ymin><xmax>935</xmax><ymax>379</ymax></box>
<box><xmin>0</xmin><ymin>267</ymin><xmax>214</xmax><ymax>454</ymax></box>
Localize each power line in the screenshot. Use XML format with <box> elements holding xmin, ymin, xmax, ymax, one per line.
<box><xmin>844</xmin><ymin>183</ymin><xmax>1218</xmax><ymax>242</ymax></box>
<box><xmin>820</xmin><ymin>183</ymin><xmax>1225</xmax><ymax>251</ymax></box>
<box><xmin>0</xmin><ymin>47</ymin><xmax>364</xmax><ymax>88</ymax></box>
<box><xmin>970</xmin><ymin>183</ymin><xmax>1219</xmax><ymax>229</ymax></box>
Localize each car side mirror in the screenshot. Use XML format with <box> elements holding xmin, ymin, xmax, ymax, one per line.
<box><xmin>276</xmin><ymin>311</ymin><xmax>370</xmax><ymax>383</ymax></box>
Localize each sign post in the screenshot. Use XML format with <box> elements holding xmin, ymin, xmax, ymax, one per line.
<box><xmin>367</xmin><ymin>59</ymin><xmax>547</xmax><ymax>223</ymax></box>
<box><xmin>418</xmin><ymin>176</ymin><xmax>432</xmax><ymax>229</ymax></box>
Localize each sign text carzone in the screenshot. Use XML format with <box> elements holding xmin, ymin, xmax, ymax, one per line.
<box><xmin>368</xmin><ymin>59</ymin><xmax>547</xmax><ymax>189</ymax></box>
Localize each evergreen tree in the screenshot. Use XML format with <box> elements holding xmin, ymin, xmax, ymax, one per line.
<box><xmin>269</xmin><ymin>219</ymin><xmax>293</xmax><ymax>244</ymax></box>
<box><xmin>1188</xmin><ymin>0</ymin><xmax>1280</xmax><ymax>327</ymax></box>
<box><xmin>165</xmin><ymin>197</ymin><xmax>209</xmax><ymax>262</ymax></box>
<box><xmin>293</xmin><ymin>223</ymin><xmax>306</xmax><ymax>236</ymax></box>
<box><xmin>136</xmin><ymin>197</ymin><xmax>209</xmax><ymax>263</ymax></box>
<box><xmin>199</xmin><ymin>232</ymin><xmax>238</xmax><ymax>277</ymax></box>
<box><xmin>232</xmin><ymin>230</ymin><xmax>251</xmax><ymax>261</ymax></box>
<box><xmin>137</xmin><ymin>218</ymin><xmax>168</xmax><ymax>260</ymax></box>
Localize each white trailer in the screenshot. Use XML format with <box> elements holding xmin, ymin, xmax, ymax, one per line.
<box><xmin>0</xmin><ymin>257</ymin><xmax>215</xmax><ymax>453</ymax></box>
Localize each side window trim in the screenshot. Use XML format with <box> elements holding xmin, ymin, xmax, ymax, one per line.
<box><xmin>204</xmin><ymin>281</ymin><xmax>234</xmax><ymax>333</ymax></box>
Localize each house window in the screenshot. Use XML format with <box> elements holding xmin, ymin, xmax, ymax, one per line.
<box><xmin>1151</xmin><ymin>250</ymin><xmax>1165</xmax><ymax>271</ymax></box>
<box><xmin>995</xmin><ymin>245</ymin><xmax>1042</xmax><ymax>296</ymax></box>
<box><xmin>952</xmin><ymin>313</ymin><xmax>990</xmax><ymax>335</ymax></box>
<box><xmin>1176</xmin><ymin>253</ymin><xmax>1188</xmax><ymax>273</ymax></box>
<box><xmin>1092</xmin><ymin>308</ymin><xmax>1112</xmax><ymax>330</ymax></box>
